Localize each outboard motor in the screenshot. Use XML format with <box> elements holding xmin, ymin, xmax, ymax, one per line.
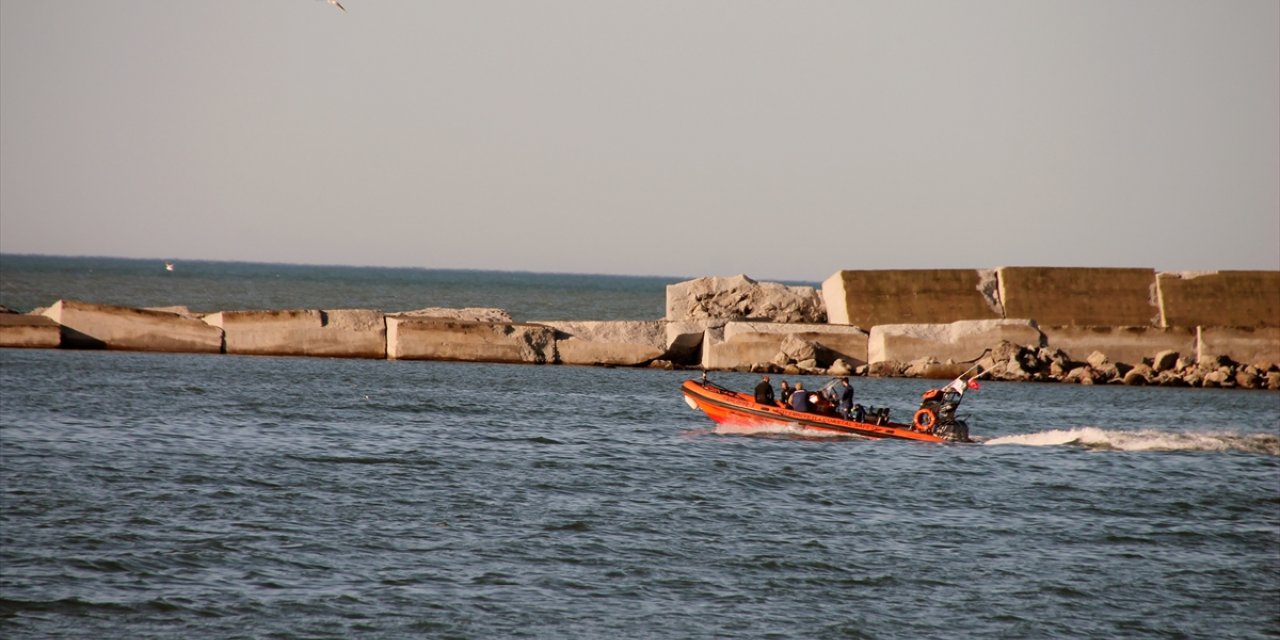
<box><xmin>915</xmin><ymin>389</ymin><xmax>971</xmax><ymax>442</ymax></box>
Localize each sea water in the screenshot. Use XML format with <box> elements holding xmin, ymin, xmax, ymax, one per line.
<box><xmin>0</xmin><ymin>254</ymin><xmax>696</xmax><ymax>320</ymax></box>
<box><xmin>1</xmin><ymin>256</ymin><xmax>1278</xmax><ymax>639</ymax></box>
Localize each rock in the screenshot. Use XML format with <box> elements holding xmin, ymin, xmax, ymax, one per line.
<box><xmin>1086</xmin><ymin>351</ymin><xmax>1110</xmax><ymax>369</ymax></box>
<box><xmin>1041</xmin><ymin>326</ymin><xmax>1197</xmax><ymax>368</ymax></box>
<box><xmin>1092</xmin><ymin>362</ymin><xmax>1121</xmax><ymax>383</ymax></box>
<box><xmin>997</xmin><ymin>357</ymin><xmax>1035</xmax><ymax>382</ymax></box>
<box><xmin>1202</xmin><ymin>369</ymin><xmax>1232</xmax><ymax>388</ymax></box>
<box><xmin>828</xmin><ymin>358</ymin><xmax>854</xmax><ymax>377</ymax></box>
<box><xmin>1152</xmin><ymin>350</ymin><xmax>1180</xmax><ymax>372</ymax></box>
<box><xmin>1215</xmin><ymin>322</ymin><xmax>1278</xmax><ymax>362</ymax></box>
<box><xmin>903</xmin><ymin>358</ymin><xmax>938</xmax><ymax>378</ymax></box>
<box><xmin>1122</xmin><ymin>364</ymin><xmax>1153</xmax><ymax>386</ymax></box>
<box><xmin>1063</xmin><ymin>366</ymin><xmax>1097</xmax><ymax>385</ymax></box>
<box><xmin>866</xmin><ymin>361</ymin><xmax>902</xmax><ymax>377</ymax></box>
<box><xmin>666</xmin><ymin>275</ymin><xmax>825</xmax><ymax>323</ymax></box>
<box><xmin>1235</xmin><ymin>369</ymin><xmax>1261</xmax><ymax>390</ymax></box>
<box><xmin>648</xmin><ymin>359</ymin><xmax>676</xmax><ymax>370</ymax></box>
<box><xmin>1154</xmin><ymin>371</ymin><xmax>1189</xmax><ymax>387</ymax></box>
<box><xmin>42</xmin><ymin>299</ymin><xmax>223</xmax><ymax>353</ymax></box>
<box><xmin>779</xmin><ymin>334</ymin><xmax>818</xmax><ymax>363</ymax></box>
<box><xmin>1266</xmin><ymin>371</ymin><xmax>1280</xmax><ymax>390</ymax></box>
<box><xmin>1250</xmin><ymin>360</ymin><xmax>1277</xmax><ymax>373</ymax></box>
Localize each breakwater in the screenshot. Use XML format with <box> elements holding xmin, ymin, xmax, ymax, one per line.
<box><xmin>2</xmin><ymin>267</ymin><xmax>1277</xmax><ymax>390</ymax></box>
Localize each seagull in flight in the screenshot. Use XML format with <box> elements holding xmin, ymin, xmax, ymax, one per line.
<box><xmin>327</xmin><ymin>0</ymin><xmax>346</xmax><ymax>12</ymax></box>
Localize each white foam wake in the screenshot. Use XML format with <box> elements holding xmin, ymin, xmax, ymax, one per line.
<box><xmin>713</xmin><ymin>422</ymin><xmax>850</xmax><ymax>439</ymax></box>
<box><xmin>982</xmin><ymin>427</ymin><xmax>1280</xmax><ymax>455</ymax></box>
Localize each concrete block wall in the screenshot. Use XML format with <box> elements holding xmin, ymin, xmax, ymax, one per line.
<box><xmin>41</xmin><ymin>300</ymin><xmax>223</xmax><ymax>353</ymax></box>
<box><xmin>1157</xmin><ymin>271</ymin><xmax>1280</xmax><ymax>328</ymax></box>
<box><xmin>205</xmin><ymin>309</ymin><xmax>386</xmax><ymax>358</ymax></box>
<box><xmin>823</xmin><ymin>267</ymin><xmax>1279</xmax><ymax>329</ymax></box>
<box><xmin>701</xmin><ymin>322</ymin><xmax>868</xmax><ymax>370</ymax></box>
<box><xmin>821</xmin><ymin>269</ymin><xmax>1001</xmax><ymax>326</ymax></box>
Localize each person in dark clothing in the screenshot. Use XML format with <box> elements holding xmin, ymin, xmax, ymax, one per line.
<box><xmin>837</xmin><ymin>377</ymin><xmax>855</xmax><ymax>419</ymax></box>
<box><xmin>790</xmin><ymin>382</ymin><xmax>812</xmax><ymax>412</ymax></box>
<box><xmin>778</xmin><ymin>381</ymin><xmax>792</xmax><ymax>406</ymax></box>
<box><xmin>754</xmin><ymin>375</ymin><xmax>775</xmax><ymax>405</ymax></box>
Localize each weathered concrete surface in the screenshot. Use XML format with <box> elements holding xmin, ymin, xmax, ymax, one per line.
<box><xmin>204</xmin><ymin>309</ymin><xmax>386</xmax><ymax>358</ymax></box>
<box><xmin>387</xmin><ymin>317</ymin><xmax>555</xmax><ymax>363</ymax></box>
<box><xmin>0</xmin><ymin>313</ymin><xmax>61</xmax><ymax>348</ymax></box>
<box><xmin>41</xmin><ymin>299</ymin><xmax>223</xmax><ymax>353</ymax></box>
<box><xmin>701</xmin><ymin>322</ymin><xmax>868</xmax><ymax>370</ymax></box>
<box><xmin>1039</xmin><ymin>325</ymin><xmax>1197</xmax><ymax>367</ymax></box>
<box><xmin>394</xmin><ymin>307</ymin><xmax>514</xmax><ymax>323</ymax></box>
<box><xmin>664</xmin><ymin>321</ymin><xmax>708</xmax><ymax>366</ymax></box>
<box><xmin>821</xmin><ymin>269</ymin><xmax>1002</xmax><ymax>326</ymax></box>
<box><xmin>1198</xmin><ymin>326</ymin><xmax>1280</xmax><ymax>365</ymax></box>
<box><xmin>868</xmin><ymin>319</ymin><xmax>1043</xmax><ymax>364</ymax></box>
<box><xmin>666</xmin><ymin>275</ymin><xmax>825</xmax><ymax>323</ymax></box>
<box><xmin>1157</xmin><ymin>271</ymin><xmax>1280</xmax><ymax>328</ymax></box>
<box><xmin>999</xmin><ymin>267</ymin><xmax>1158</xmax><ymax>327</ymax></box>
<box><xmin>538</xmin><ymin>320</ymin><xmax>666</xmax><ymax>366</ymax></box>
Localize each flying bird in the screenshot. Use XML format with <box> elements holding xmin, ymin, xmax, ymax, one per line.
<box><xmin>328</xmin><ymin>0</ymin><xmax>346</xmax><ymax>12</ymax></box>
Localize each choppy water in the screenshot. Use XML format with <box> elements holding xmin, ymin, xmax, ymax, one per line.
<box><xmin>2</xmin><ymin>347</ymin><xmax>1278</xmax><ymax>639</ymax></box>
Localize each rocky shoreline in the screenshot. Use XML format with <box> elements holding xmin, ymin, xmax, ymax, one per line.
<box><xmin>2</xmin><ymin>270</ymin><xmax>1277</xmax><ymax>391</ymax></box>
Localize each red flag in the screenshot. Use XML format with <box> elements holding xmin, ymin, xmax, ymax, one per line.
<box><xmin>967</xmin><ymin>379</ymin><xmax>981</xmax><ymax>390</ymax></box>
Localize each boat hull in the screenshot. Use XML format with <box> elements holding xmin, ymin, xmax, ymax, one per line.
<box><xmin>681</xmin><ymin>379</ymin><xmax>958</xmax><ymax>442</ymax></box>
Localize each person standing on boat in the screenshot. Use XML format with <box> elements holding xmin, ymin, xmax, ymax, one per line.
<box><xmin>778</xmin><ymin>381</ymin><xmax>792</xmax><ymax>406</ymax></box>
<box><xmin>837</xmin><ymin>377</ymin><xmax>855</xmax><ymax>419</ymax></box>
<box><xmin>754</xmin><ymin>375</ymin><xmax>776</xmax><ymax>405</ymax></box>
<box><xmin>790</xmin><ymin>382</ymin><xmax>813</xmax><ymax>412</ymax></box>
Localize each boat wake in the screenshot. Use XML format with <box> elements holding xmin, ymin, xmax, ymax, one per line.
<box><xmin>712</xmin><ymin>423</ymin><xmax>853</xmax><ymax>439</ymax></box>
<box><xmin>982</xmin><ymin>427</ymin><xmax>1280</xmax><ymax>455</ymax></box>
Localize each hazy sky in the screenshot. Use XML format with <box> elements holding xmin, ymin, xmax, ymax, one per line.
<box><xmin>2</xmin><ymin>1</ymin><xmax>1277</xmax><ymax>281</ymax></box>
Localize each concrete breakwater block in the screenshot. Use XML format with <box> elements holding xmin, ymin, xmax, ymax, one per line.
<box><xmin>1198</xmin><ymin>326</ymin><xmax>1280</xmax><ymax>366</ymax></box>
<box><xmin>998</xmin><ymin>267</ymin><xmax>1158</xmax><ymax>327</ymax></box>
<box><xmin>701</xmin><ymin>322</ymin><xmax>869</xmax><ymax>370</ymax></box>
<box><xmin>203</xmin><ymin>309</ymin><xmax>386</xmax><ymax>359</ymax></box>
<box><xmin>41</xmin><ymin>299</ymin><xmax>223</xmax><ymax>353</ymax></box>
<box><xmin>822</xmin><ymin>269</ymin><xmax>1002</xmax><ymax>326</ymax></box>
<box><xmin>869</xmin><ymin>319</ymin><xmax>1042</xmax><ymax>365</ymax></box>
<box><xmin>0</xmin><ymin>313</ymin><xmax>62</xmax><ymax>348</ymax></box>
<box><xmin>1157</xmin><ymin>271</ymin><xmax>1280</xmax><ymax>328</ymax></box>
<box><xmin>387</xmin><ymin>317</ymin><xmax>555</xmax><ymax>364</ymax></box>
<box><xmin>536</xmin><ymin>320</ymin><xmax>667</xmax><ymax>366</ymax></box>
<box><xmin>1039</xmin><ymin>326</ymin><xmax>1196</xmax><ymax>367</ymax></box>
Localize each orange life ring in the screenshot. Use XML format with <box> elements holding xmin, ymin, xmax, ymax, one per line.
<box><xmin>913</xmin><ymin>407</ymin><xmax>937</xmax><ymax>432</ymax></box>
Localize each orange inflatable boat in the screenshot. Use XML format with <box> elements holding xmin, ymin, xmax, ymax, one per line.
<box><xmin>681</xmin><ymin>373</ymin><xmax>977</xmax><ymax>442</ymax></box>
